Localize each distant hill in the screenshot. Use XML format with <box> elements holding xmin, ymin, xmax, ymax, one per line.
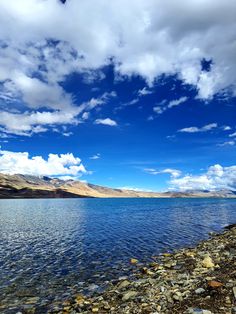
<box><xmin>0</xmin><ymin>173</ymin><xmax>235</xmax><ymax>199</ymax></box>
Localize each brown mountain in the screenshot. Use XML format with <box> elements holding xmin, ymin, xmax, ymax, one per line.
<box><xmin>0</xmin><ymin>173</ymin><xmax>235</xmax><ymax>199</ymax></box>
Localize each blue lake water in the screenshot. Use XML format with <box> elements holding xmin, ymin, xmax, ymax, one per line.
<box><xmin>0</xmin><ymin>198</ymin><xmax>236</xmax><ymax>311</ymax></box>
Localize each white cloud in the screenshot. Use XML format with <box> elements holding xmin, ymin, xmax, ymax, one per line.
<box><xmin>222</xmin><ymin>125</ymin><xmax>231</xmax><ymax>131</ymax></box>
<box><xmin>153</xmin><ymin>106</ymin><xmax>165</xmax><ymax>115</ymax></box>
<box><xmin>138</xmin><ymin>87</ymin><xmax>153</xmax><ymax>96</ymax></box>
<box><xmin>0</xmin><ymin>110</ymin><xmax>80</xmax><ymax>136</ymax></box>
<box><xmin>115</xmin><ymin>98</ymin><xmax>139</xmax><ymax>111</ymax></box>
<box><xmin>153</xmin><ymin>96</ymin><xmax>188</xmax><ymax>115</ymax></box>
<box><xmin>161</xmin><ymin>168</ymin><xmax>182</xmax><ymax>178</ymax></box>
<box><xmin>0</xmin><ymin>91</ymin><xmax>117</xmax><ymax>136</ymax></box>
<box><xmin>90</xmin><ymin>153</ymin><xmax>101</xmax><ymax>160</ymax></box>
<box><xmin>217</xmin><ymin>140</ymin><xmax>235</xmax><ymax>147</ymax></box>
<box><xmin>144</xmin><ymin>168</ymin><xmax>159</xmax><ymax>175</ymax></box>
<box><xmin>144</xmin><ymin>167</ymin><xmax>181</xmax><ymax>178</ymax></box>
<box><xmin>229</xmin><ymin>132</ymin><xmax>236</xmax><ymax>138</ymax></box>
<box><xmin>82</xmin><ymin>112</ymin><xmax>90</xmax><ymax>120</ymax></box>
<box><xmin>178</xmin><ymin>123</ymin><xmax>217</xmax><ymax>133</ymax></box>
<box><xmin>147</xmin><ymin>115</ymin><xmax>154</xmax><ymax>121</ymax></box>
<box><xmin>119</xmin><ymin>186</ymin><xmax>153</xmax><ymax>192</ymax></box>
<box><xmin>0</xmin><ymin>148</ymin><xmax>87</xmax><ymax>178</ymax></box>
<box><xmin>170</xmin><ymin>164</ymin><xmax>236</xmax><ymax>191</ymax></box>
<box><xmin>0</xmin><ymin>0</ymin><xmax>235</xmax><ymax>137</ymax></box>
<box><xmin>168</xmin><ymin>97</ymin><xmax>188</xmax><ymax>109</ymax></box>
<box><xmin>62</xmin><ymin>132</ymin><xmax>73</xmax><ymax>137</ymax></box>
<box><xmin>94</xmin><ymin>118</ymin><xmax>117</xmax><ymax>126</ymax></box>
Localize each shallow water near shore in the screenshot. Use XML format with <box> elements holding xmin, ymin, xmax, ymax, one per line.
<box><xmin>1</xmin><ymin>198</ymin><xmax>236</xmax><ymax>312</ymax></box>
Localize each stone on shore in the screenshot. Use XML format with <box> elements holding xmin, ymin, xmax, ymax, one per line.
<box><xmin>118</xmin><ymin>280</ymin><xmax>130</xmax><ymax>289</ymax></box>
<box><xmin>122</xmin><ymin>290</ymin><xmax>138</xmax><ymax>301</ymax></box>
<box><xmin>207</xmin><ymin>280</ymin><xmax>223</xmax><ymax>289</ymax></box>
<box><xmin>233</xmin><ymin>287</ymin><xmax>236</xmax><ymax>300</ymax></box>
<box><xmin>195</xmin><ymin>287</ymin><xmax>205</xmax><ymax>294</ymax></box>
<box><xmin>46</xmin><ymin>224</ymin><xmax>236</xmax><ymax>314</ymax></box>
<box><xmin>202</xmin><ymin>255</ymin><xmax>214</xmax><ymax>268</ymax></box>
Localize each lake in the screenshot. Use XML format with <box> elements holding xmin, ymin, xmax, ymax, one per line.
<box><xmin>0</xmin><ymin>198</ymin><xmax>236</xmax><ymax>312</ymax></box>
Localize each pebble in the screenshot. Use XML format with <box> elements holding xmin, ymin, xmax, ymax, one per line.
<box><xmin>118</xmin><ymin>280</ymin><xmax>130</xmax><ymax>289</ymax></box>
<box><xmin>233</xmin><ymin>287</ymin><xmax>236</xmax><ymax>299</ymax></box>
<box><xmin>122</xmin><ymin>290</ymin><xmax>138</xmax><ymax>301</ymax></box>
<box><xmin>188</xmin><ymin>309</ymin><xmax>212</xmax><ymax>314</ymax></box>
<box><xmin>130</xmin><ymin>258</ymin><xmax>139</xmax><ymax>264</ymax></box>
<box><xmin>88</xmin><ymin>284</ymin><xmax>99</xmax><ymax>291</ymax></box>
<box><xmin>207</xmin><ymin>280</ymin><xmax>223</xmax><ymax>289</ymax></box>
<box><xmin>195</xmin><ymin>288</ymin><xmax>205</xmax><ymax>294</ymax></box>
<box><xmin>26</xmin><ymin>224</ymin><xmax>236</xmax><ymax>314</ymax></box>
<box><xmin>202</xmin><ymin>255</ymin><xmax>214</xmax><ymax>268</ymax></box>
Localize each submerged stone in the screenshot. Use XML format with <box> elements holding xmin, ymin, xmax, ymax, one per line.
<box><xmin>130</xmin><ymin>258</ymin><xmax>139</xmax><ymax>264</ymax></box>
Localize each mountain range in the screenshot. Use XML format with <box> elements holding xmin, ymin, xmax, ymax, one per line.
<box><xmin>0</xmin><ymin>173</ymin><xmax>235</xmax><ymax>199</ymax></box>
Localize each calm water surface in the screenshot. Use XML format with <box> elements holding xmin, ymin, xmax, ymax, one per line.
<box><xmin>0</xmin><ymin>198</ymin><xmax>236</xmax><ymax>312</ymax></box>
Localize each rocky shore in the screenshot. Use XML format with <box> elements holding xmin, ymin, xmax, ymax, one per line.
<box><xmin>47</xmin><ymin>224</ymin><xmax>236</xmax><ymax>314</ymax></box>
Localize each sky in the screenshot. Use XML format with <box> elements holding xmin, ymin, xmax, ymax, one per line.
<box><xmin>0</xmin><ymin>0</ymin><xmax>236</xmax><ymax>191</ymax></box>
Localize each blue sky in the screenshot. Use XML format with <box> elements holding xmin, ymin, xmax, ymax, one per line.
<box><xmin>0</xmin><ymin>0</ymin><xmax>236</xmax><ymax>191</ymax></box>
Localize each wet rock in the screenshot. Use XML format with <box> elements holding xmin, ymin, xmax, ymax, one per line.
<box><xmin>88</xmin><ymin>284</ymin><xmax>99</xmax><ymax>291</ymax></box>
<box><xmin>141</xmin><ymin>267</ymin><xmax>154</xmax><ymax>275</ymax></box>
<box><xmin>130</xmin><ymin>258</ymin><xmax>138</xmax><ymax>264</ymax></box>
<box><xmin>25</xmin><ymin>297</ymin><xmax>40</xmax><ymax>304</ymax></box>
<box><xmin>163</xmin><ymin>253</ymin><xmax>172</xmax><ymax>257</ymax></box>
<box><xmin>75</xmin><ymin>294</ymin><xmax>85</xmax><ymax>305</ymax></box>
<box><xmin>122</xmin><ymin>290</ymin><xmax>138</xmax><ymax>301</ymax></box>
<box><xmin>118</xmin><ymin>280</ymin><xmax>130</xmax><ymax>289</ymax></box>
<box><xmin>188</xmin><ymin>309</ymin><xmax>212</xmax><ymax>314</ymax></box>
<box><xmin>35</xmin><ymin>224</ymin><xmax>236</xmax><ymax>314</ymax></box>
<box><xmin>118</xmin><ymin>276</ymin><xmax>128</xmax><ymax>280</ymax></box>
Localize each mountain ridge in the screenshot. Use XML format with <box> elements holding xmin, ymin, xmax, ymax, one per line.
<box><xmin>0</xmin><ymin>173</ymin><xmax>235</xmax><ymax>199</ymax></box>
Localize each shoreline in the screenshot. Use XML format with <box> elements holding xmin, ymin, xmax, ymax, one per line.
<box><xmin>1</xmin><ymin>196</ymin><xmax>236</xmax><ymax>200</ymax></box>
<box><xmin>48</xmin><ymin>224</ymin><xmax>236</xmax><ymax>314</ymax></box>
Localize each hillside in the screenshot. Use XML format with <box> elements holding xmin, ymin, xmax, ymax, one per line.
<box><xmin>0</xmin><ymin>173</ymin><xmax>235</xmax><ymax>199</ymax></box>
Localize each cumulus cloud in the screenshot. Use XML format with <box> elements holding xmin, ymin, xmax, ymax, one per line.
<box><xmin>0</xmin><ymin>110</ymin><xmax>79</xmax><ymax>136</ymax></box>
<box><xmin>0</xmin><ymin>148</ymin><xmax>87</xmax><ymax>178</ymax></box>
<box><xmin>0</xmin><ymin>0</ymin><xmax>236</xmax><ymax>136</ymax></box>
<box><xmin>153</xmin><ymin>96</ymin><xmax>188</xmax><ymax>115</ymax></box>
<box><xmin>144</xmin><ymin>168</ymin><xmax>182</xmax><ymax>178</ymax></box>
<box><xmin>178</xmin><ymin>123</ymin><xmax>217</xmax><ymax>133</ymax></box>
<box><xmin>170</xmin><ymin>164</ymin><xmax>236</xmax><ymax>191</ymax></box>
<box><xmin>0</xmin><ymin>91</ymin><xmax>116</xmax><ymax>136</ymax></box>
<box><xmin>94</xmin><ymin>118</ymin><xmax>117</xmax><ymax>126</ymax></box>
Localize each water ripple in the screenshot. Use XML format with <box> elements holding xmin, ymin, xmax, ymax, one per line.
<box><xmin>0</xmin><ymin>198</ymin><xmax>236</xmax><ymax>311</ymax></box>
